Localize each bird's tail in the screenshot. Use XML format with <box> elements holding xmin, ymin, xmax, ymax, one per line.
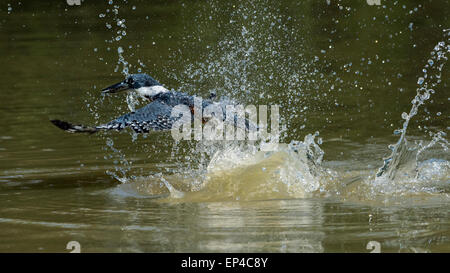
<box><xmin>50</xmin><ymin>120</ymin><xmax>99</xmax><ymax>134</ymax></box>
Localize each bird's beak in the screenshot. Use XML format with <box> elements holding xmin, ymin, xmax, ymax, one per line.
<box><xmin>101</xmin><ymin>80</ymin><xmax>130</xmax><ymax>94</ymax></box>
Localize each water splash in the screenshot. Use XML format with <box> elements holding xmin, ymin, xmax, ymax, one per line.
<box><xmin>376</xmin><ymin>30</ymin><xmax>450</xmax><ymax>181</ymax></box>
<box><xmin>115</xmin><ymin>133</ymin><xmax>331</xmax><ymax>202</ymax></box>
<box><xmin>96</xmin><ymin>1</ymin><xmax>448</xmax><ymax>203</ymax></box>
<box><xmin>95</xmin><ymin>0</ymin><xmax>144</xmax><ymax>181</ymax></box>
<box><xmin>169</xmin><ymin>0</ymin><xmax>318</xmax><ymax>139</ymax></box>
<box><xmin>104</xmin><ymin>137</ymin><xmax>133</xmax><ymax>183</ymax></box>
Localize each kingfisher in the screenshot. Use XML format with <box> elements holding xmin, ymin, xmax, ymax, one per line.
<box><xmin>51</xmin><ymin>73</ymin><xmax>254</xmax><ymax>134</ymax></box>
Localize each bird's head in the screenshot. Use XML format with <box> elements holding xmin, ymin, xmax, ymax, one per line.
<box><xmin>101</xmin><ymin>73</ymin><xmax>168</xmax><ymax>98</ymax></box>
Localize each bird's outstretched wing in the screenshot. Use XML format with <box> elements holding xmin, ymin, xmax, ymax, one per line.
<box><xmin>51</xmin><ymin>101</ymin><xmax>177</xmax><ymax>134</ymax></box>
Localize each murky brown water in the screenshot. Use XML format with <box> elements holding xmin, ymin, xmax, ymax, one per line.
<box><xmin>0</xmin><ymin>0</ymin><xmax>448</xmax><ymax>252</ymax></box>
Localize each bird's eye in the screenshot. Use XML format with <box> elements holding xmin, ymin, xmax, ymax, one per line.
<box><xmin>127</xmin><ymin>78</ymin><xmax>134</xmax><ymax>85</ymax></box>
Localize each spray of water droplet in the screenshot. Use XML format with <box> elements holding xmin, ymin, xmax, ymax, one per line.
<box><xmin>376</xmin><ymin>29</ymin><xmax>449</xmax><ymax>182</ymax></box>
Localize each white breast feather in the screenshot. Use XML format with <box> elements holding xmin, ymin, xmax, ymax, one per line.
<box><xmin>136</xmin><ymin>86</ymin><xmax>168</xmax><ymax>97</ymax></box>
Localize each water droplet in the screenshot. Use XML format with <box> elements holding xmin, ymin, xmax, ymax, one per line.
<box><xmin>421</xmin><ymin>92</ymin><xmax>430</xmax><ymax>100</ymax></box>
<box><xmin>417</xmin><ymin>77</ymin><xmax>424</xmax><ymax>85</ymax></box>
<box><xmin>401</xmin><ymin>112</ymin><xmax>409</xmax><ymax>120</ymax></box>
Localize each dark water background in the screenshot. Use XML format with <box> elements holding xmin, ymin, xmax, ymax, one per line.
<box><xmin>0</xmin><ymin>0</ymin><xmax>448</xmax><ymax>252</ymax></box>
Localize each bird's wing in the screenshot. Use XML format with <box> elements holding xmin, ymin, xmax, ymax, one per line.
<box><xmin>51</xmin><ymin>99</ymin><xmax>259</xmax><ymax>134</ymax></box>
<box><xmin>101</xmin><ymin>100</ymin><xmax>178</xmax><ymax>132</ymax></box>
<box><xmin>51</xmin><ymin>101</ymin><xmax>179</xmax><ymax>133</ymax></box>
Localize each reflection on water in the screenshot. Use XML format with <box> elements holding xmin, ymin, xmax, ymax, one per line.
<box><xmin>0</xmin><ymin>0</ymin><xmax>449</xmax><ymax>252</ymax></box>
<box><xmin>0</xmin><ymin>186</ymin><xmax>448</xmax><ymax>252</ymax></box>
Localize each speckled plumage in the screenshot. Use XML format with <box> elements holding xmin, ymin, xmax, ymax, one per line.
<box><xmin>51</xmin><ymin>74</ymin><xmax>256</xmax><ymax>134</ymax></box>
